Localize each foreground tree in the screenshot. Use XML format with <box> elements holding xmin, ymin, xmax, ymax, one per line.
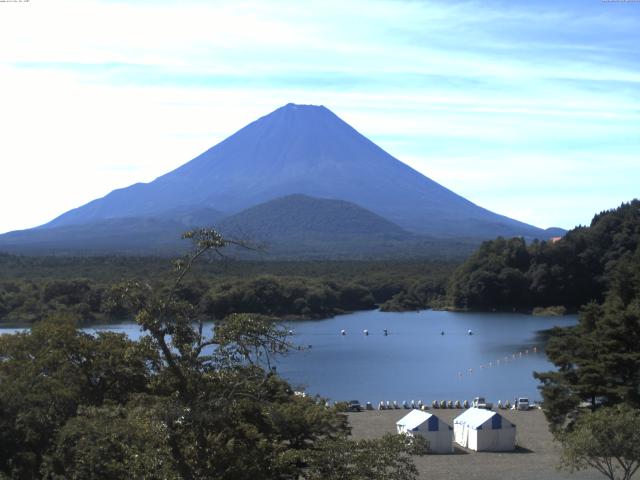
<box><xmin>0</xmin><ymin>229</ymin><xmax>424</xmax><ymax>479</ymax></box>
<box><xmin>0</xmin><ymin>313</ymin><xmax>156</xmax><ymax>478</ymax></box>
<box><xmin>558</xmin><ymin>405</ymin><xmax>640</xmax><ymax>480</ymax></box>
<box><xmin>110</xmin><ymin>229</ymin><xmax>347</xmax><ymax>478</ymax></box>
<box><xmin>303</xmin><ymin>434</ymin><xmax>427</xmax><ymax>480</ymax></box>
<box><xmin>45</xmin><ymin>402</ymin><xmax>178</xmax><ymax>479</ymax></box>
<box><xmin>536</xmin><ymin>246</ymin><xmax>640</xmax><ymax>479</ymax></box>
<box><xmin>115</xmin><ymin>229</ymin><xmax>425</xmax><ymax>479</ymax></box>
<box><xmin>535</xmin><ymin>244</ymin><xmax>640</xmax><ymax>431</ymax></box>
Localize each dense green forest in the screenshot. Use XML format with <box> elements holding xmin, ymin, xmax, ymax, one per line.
<box><xmin>0</xmin><ymin>255</ymin><xmax>454</xmax><ymax>324</ymax></box>
<box><xmin>2</xmin><ymin>203</ymin><xmax>639</xmax><ymax>478</ymax></box>
<box><xmin>448</xmin><ymin>200</ymin><xmax>640</xmax><ymax>312</ymax></box>
<box><xmin>0</xmin><ymin>231</ymin><xmax>425</xmax><ymax>479</ymax></box>
<box><xmin>531</xmin><ymin>206</ymin><xmax>640</xmax><ymax>479</ymax></box>
<box><xmin>535</xmin><ymin>241</ymin><xmax>640</xmax><ymax>428</ymax></box>
<box><xmin>2</xmin><ymin>200</ymin><xmax>639</xmax><ymax>324</ymax></box>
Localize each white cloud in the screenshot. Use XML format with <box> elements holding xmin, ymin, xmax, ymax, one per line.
<box><xmin>0</xmin><ymin>0</ymin><xmax>638</xmax><ymax>233</ymax></box>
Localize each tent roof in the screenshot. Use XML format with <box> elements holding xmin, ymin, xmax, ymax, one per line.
<box><xmin>453</xmin><ymin>408</ymin><xmax>499</xmax><ymax>429</ymax></box>
<box><xmin>396</xmin><ymin>409</ymin><xmax>433</xmax><ymax>430</ymax></box>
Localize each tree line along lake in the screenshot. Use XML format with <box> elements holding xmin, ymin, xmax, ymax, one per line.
<box><xmin>0</xmin><ymin>309</ymin><xmax>576</xmax><ymax>404</ymax></box>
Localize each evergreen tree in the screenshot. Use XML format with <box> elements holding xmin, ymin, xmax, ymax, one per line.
<box><xmin>558</xmin><ymin>405</ymin><xmax>640</xmax><ymax>480</ymax></box>
<box><xmin>0</xmin><ymin>229</ymin><xmax>425</xmax><ymax>479</ymax></box>
<box><xmin>448</xmin><ymin>200</ymin><xmax>640</xmax><ymax>312</ymax></box>
<box><xmin>535</xmin><ymin>245</ymin><xmax>640</xmax><ymax>430</ymax></box>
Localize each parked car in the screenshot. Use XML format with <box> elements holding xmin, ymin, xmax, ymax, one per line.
<box><xmin>516</xmin><ymin>397</ymin><xmax>530</xmax><ymax>410</ymax></box>
<box><xmin>347</xmin><ymin>400</ymin><xmax>362</xmax><ymax>412</ymax></box>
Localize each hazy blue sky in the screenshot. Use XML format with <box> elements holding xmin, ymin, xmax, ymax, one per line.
<box><xmin>1</xmin><ymin>0</ymin><xmax>638</xmax><ymax>233</ymax></box>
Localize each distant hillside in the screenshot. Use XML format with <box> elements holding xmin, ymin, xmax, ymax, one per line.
<box><xmin>447</xmin><ymin>199</ymin><xmax>640</xmax><ymax>311</ymax></box>
<box><xmin>216</xmin><ymin>194</ymin><xmax>430</xmax><ymax>258</ymax></box>
<box><xmin>218</xmin><ymin>194</ymin><xmax>407</xmax><ymax>238</ymax></box>
<box><xmin>215</xmin><ymin>194</ymin><xmax>483</xmax><ymax>259</ymax></box>
<box><xmin>0</xmin><ymin>207</ymin><xmax>223</xmax><ymax>255</ymax></box>
<box><xmin>0</xmin><ymin>197</ymin><xmax>478</xmax><ymax>259</ymax></box>
<box><xmin>544</xmin><ymin>227</ymin><xmax>566</xmax><ymax>237</ymax></box>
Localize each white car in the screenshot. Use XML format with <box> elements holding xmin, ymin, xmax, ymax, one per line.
<box><xmin>516</xmin><ymin>397</ymin><xmax>530</xmax><ymax>410</ymax></box>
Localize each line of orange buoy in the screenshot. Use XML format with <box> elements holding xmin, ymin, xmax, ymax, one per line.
<box><xmin>456</xmin><ymin>345</ymin><xmax>539</xmax><ymax>379</ymax></box>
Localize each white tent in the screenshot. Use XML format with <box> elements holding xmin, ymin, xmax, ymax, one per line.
<box><xmin>453</xmin><ymin>408</ymin><xmax>516</xmax><ymax>451</ymax></box>
<box><xmin>396</xmin><ymin>410</ymin><xmax>453</xmax><ymax>453</ymax></box>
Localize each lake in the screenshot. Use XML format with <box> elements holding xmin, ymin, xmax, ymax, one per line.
<box><xmin>0</xmin><ymin>310</ymin><xmax>576</xmax><ymax>405</ymax></box>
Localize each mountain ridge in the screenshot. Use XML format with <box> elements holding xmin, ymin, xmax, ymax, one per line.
<box><xmin>0</xmin><ymin>194</ymin><xmax>479</xmax><ymax>259</ymax></box>
<box><xmin>42</xmin><ymin>103</ymin><xmax>550</xmax><ymax>238</ymax></box>
<box><xmin>0</xmin><ymin>103</ymin><xmax>564</xmax><ymax>256</ymax></box>
<box><xmin>217</xmin><ymin>194</ymin><xmax>408</xmax><ymax>238</ymax></box>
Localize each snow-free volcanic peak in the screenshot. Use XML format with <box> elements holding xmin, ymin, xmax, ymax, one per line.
<box><xmin>0</xmin><ymin>103</ymin><xmax>558</xmax><ymax>254</ymax></box>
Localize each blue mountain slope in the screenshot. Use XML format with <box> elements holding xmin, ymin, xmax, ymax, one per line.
<box><xmin>0</xmin><ymin>196</ymin><xmax>480</xmax><ymax>258</ymax></box>
<box><xmin>217</xmin><ymin>194</ymin><xmax>408</xmax><ymax>238</ymax></box>
<box><xmin>42</xmin><ymin>103</ymin><xmax>554</xmax><ymax>239</ymax></box>
<box><xmin>0</xmin><ymin>207</ymin><xmax>224</xmax><ymax>255</ymax></box>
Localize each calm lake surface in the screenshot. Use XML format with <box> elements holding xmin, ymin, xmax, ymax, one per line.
<box><xmin>0</xmin><ymin>310</ymin><xmax>576</xmax><ymax>405</ymax></box>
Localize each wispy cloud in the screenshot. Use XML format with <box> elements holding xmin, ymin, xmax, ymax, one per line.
<box><xmin>0</xmin><ymin>0</ymin><xmax>638</xmax><ymax>232</ymax></box>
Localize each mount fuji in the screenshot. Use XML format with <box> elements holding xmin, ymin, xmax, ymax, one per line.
<box><xmin>0</xmin><ymin>103</ymin><xmax>561</xmax><ymax>256</ymax></box>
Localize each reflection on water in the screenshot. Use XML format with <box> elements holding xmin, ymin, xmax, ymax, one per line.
<box><xmin>0</xmin><ymin>310</ymin><xmax>576</xmax><ymax>404</ymax></box>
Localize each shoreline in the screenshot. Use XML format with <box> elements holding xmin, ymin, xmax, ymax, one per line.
<box><xmin>0</xmin><ymin>305</ymin><xmax>574</xmax><ymax>329</ymax></box>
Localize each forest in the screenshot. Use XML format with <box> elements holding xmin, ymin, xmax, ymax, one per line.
<box><xmin>447</xmin><ymin>200</ymin><xmax>640</xmax><ymax>312</ymax></box>
<box><xmin>0</xmin><ymin>255</ymin><xmax>454</xmax><ymax>325</ymax></box>
<box><xmin>531</xmin><ymin>206</ymin><xmax>640</xmax><ymax>480</ymax></box>
<box><xmin>1</xmin><ymin>202</ymin><xmax>639</xmax><ymax>478</ymax></box>
<box><xmin>0</xmin><ymin>230</ymin><xmax>426</xmax><ymax>479</ymax></box>
<box><xmin>1</xmin><ymin>200</ymin><xmax>639</xmax><ymax>324</ymax></box>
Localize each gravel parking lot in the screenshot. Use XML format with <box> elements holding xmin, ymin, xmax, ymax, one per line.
<box><xmin>347</xmin><ymin>408</ymin><xmax>604</xmax><ymax>480</ymax></box>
